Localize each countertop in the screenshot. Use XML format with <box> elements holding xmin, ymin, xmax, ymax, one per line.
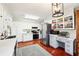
<box><xmin>49</xmin><ymin>34</ymin><xmax>75</xmax><ymax>41</ymax></box>
<box><xmin>0</xmin><ymin>38</ymin><xmax>16</xmax><ymax>56</ymax></box>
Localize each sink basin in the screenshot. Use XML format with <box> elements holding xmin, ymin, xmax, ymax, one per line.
<box><xmin>6</xmin><ymin>35</ymin><xmax>16</xmax><ymax>39</ymax></box>
<box><xmin>58</xmin><ymin>32</ymin><xmax>70</xmax><ymax>38</ymax></box>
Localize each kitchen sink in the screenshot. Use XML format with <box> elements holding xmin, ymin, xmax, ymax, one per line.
<box><xmin>6</xmin><ymin>35</ymin><xmax>16</xmax><ymax>39</ymax></box>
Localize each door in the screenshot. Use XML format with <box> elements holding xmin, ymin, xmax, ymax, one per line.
<box><xmin>76</xmin><ymin>10</ymin><xmax>79</xmax><ymax>55</ymax></box>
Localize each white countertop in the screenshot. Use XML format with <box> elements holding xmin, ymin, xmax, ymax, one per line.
<box><xmin>49</xmin><ymin>34</ymin><xmax>75</xmax><ymax>42</ymax></box>
<box><xmin>0</xmin><ymin>39</ymin><xmax>16</xmax><ymax>56</ymax></box>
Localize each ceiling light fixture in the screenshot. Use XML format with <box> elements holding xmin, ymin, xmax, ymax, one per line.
<box><xmin>24</xmin><ymin>14</ymin><xmax>40</xmax><ymax>20</ymax></box>
<box><xmin>52</xmin><ymin>3</ymin><xmax>64</xmax><ymax>17</ymax></box>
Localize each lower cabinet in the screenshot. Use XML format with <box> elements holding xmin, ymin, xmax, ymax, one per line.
<box><xmin>23</xmin><ymin>33</ymin><xmax>33</xmax><ymax>42</ymax></box>
<box><xmin>49</xmin><ymin>34</ymin><xmax>74</xmax><ymax>55</ymax></box>
<box><xmin>65</xmin><ymin>39</ymin><xmax>74</xmax><ymax>55</ymax></box>
<box><xmin>16</xmin><ymin>34</ymin><xmax>23</xmax><ymax>42</ymax></box>
<box><xmin>49</xmin><ymin>34</ymin><xmax>58</xmax><ymax>48</ymax></box>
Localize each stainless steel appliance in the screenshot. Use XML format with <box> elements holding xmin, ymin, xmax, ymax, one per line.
<box><xmin>42</xmin><ymin>23</ymin><xmax>51</xmax><ymax>45</ymax></box>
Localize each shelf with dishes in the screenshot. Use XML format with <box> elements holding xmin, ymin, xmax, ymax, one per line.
<box><xmin>51</xmin><ymin>16</ymin><xmax>74</xmax><ymax>29</ymax></box>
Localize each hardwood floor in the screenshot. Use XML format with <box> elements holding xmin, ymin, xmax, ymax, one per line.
<box><xmin>17</xmin><ymin>39</ymin><xmax>71</xmax><ymax>56</ymax></box>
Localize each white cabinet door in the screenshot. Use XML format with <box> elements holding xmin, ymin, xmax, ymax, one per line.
<box><xmin>23</xmin><ymin>33</ymin><xmax>33</xmax><ymax>42</ymax></box>
<box><xmin>39</xmin><ymin>33</ymin><xmax>42</xmax><ymax>39</ymax></box>
<box><xmin>49</xmin><ymin>34</ymin><xmax>58</xmax><ymax>48</ymax></box>
<box><xmin>16</xmin><ymin>34</ymin><xmax>23</xmax><ymax>42</ymax></box>
<box><xmin>57</xmin><ymin>36</ymin><xmax>67</xmax><ymax>43</ymax></box>
<box><xmin>65</xmin><ymin>39</ymin><xmax>74</xmax><ymax>55</ymax></box>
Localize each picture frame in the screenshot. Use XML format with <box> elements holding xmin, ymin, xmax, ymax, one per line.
<box><xmin>56</xmin><ymin>18</ymin><xmax>64</xmax><ymax>29</ymax></box>
<box><xmin>64</xmin><ymin>16</ymin><xmax>73</xmax><ymax>28</ymax></box>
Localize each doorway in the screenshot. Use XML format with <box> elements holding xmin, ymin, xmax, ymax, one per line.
<box><xmin>75</xmin><ymin>9</ymin><xmax>79</xmax><ymax>56</ymax></box>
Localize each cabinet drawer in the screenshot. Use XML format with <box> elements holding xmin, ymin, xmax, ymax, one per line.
<box><xmin>50</xmin><ymin>42</ymin><xmax>58</xmax><ymax>48</ymax></box>
<box><xmin>50</xmin><ymin>39</ymin><xmax>58</xmax><ymax>44</ymax></box>
<box><xmin>50</xmin><ymin>40</ymin><xmax>58</xmax><ymax>48</ymax></box>
<box><xmin>66</xmin><ymin>48</ymin><xmax>70</xmax><ymax>52</ymax></box>
<box><xmin>66</xmin><ymin>44</ymin><xmax>71</xmax><ymax>47</ymax></box>
<box><xmin>57</xmin><ymin>37</ymin><xmax>66</xmax><ymax>43</ymax></box>
<box><xmin>50</xmin><ymin>37</ymin><xmax>56</xmax><ymax>40</ymax></box>
<box><xmin>66</xmin><ymin>40</ymin><xmax>70</xmax><ymax>43</ymax></box>
<box><xmin>66</xmin><ymin>39</ymin><xmax>74</xmax><ymax>44</ymax></box>
<box><xmin>65</xmin><ymin>48</ymin><xmax>73</xmax><ymax>55</ymax></box>
<box><xmin>50</xmin><ymin>41</ymin><xmax>58</xmax><ymax>45</ymax></box>
<box><xmin>65</xmin><ymin>43</ymin><xmax>73</xmax><ymax>55</ymax></box>
<box><xmin>65</xmin><ymin>44</ymin><xmax>73</xmax><ymax>50</ymax></box>
<box><xmin>66</xmin><ymin>48</ymin><xmax>71</xmax><ymax>54</ymax></box>
<box><xmin>65</xmin><ymin>42</ymin><xmax>73</xmax><ymax>47</ymax></box>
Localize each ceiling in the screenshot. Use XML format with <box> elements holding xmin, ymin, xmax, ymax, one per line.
<box><xmin>2</xmin><ymin>3</ymin><xmax>52</xmax><ymax>22</ymax></box>
<box><xmin>2</xmin><ymin>3</ymin><xmax>79</xmax><ymax>23</ymax></box>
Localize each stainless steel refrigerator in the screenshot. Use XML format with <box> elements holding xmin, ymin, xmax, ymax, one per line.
<box><xmin>42</xmin><ymin>23</ymin><xmax>51</xmax><ymax>45</ymax></box>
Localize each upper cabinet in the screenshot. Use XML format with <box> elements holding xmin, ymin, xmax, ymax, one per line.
<box><xmin>52</xmin><ymin>16</ymin><xmax>74</xmax><ymax>29</ymax></box>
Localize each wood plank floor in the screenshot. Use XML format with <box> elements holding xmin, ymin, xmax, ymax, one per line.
<box><xmin>17</xmin><ymin>39</ymin><xmax>71</xmax><ymax>56</ymax></box>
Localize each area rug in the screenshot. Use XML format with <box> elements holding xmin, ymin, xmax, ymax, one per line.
<box><xmin>16</xmin><ymin>44</ymin><xmax>52</xmax><ymax>56</ymax></box>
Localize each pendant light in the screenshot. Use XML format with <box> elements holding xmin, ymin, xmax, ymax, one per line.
<box><xmin>52</xmin><ymin>3</ymin><xmax>64</xmax><ymax>17</ymax></box>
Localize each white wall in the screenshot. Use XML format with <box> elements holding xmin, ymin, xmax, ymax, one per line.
<box><xmin>0</xmin><ymin>4</ymin><xmax>16</xmax><ymax>36</ymax></box>
<box><xmin>13</xmin><ymin>21</ymin><xmax>42</xmax><ymax>34</ymax></box>
<box><xmin>43</xmin><ymin>3</ymin><xmax>76</xmax><ymax>23</ymax></box>
<box><xmin>13</xmin><ymin>21</ymin><xmax>42</xmax><ymax>42</ymax></box>
<box><xmin>0</xmin><ymin>4</ymin><xmax>3</xmax><ymax>34</ymax></box>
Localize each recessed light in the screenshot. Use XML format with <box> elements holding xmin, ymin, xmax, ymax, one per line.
<box><xmin>24</xmin><ymin>14</ymin><xmax>40</xmax><ymax>20</ymax></box>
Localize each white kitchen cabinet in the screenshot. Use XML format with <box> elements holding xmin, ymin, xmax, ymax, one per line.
<box><xmin>57</xmin><ymin>36</ymin><xmax>67</xmax><ymax>43</ymax></box>
<box><xmin>49</xmin><ymin>34</ymin><xmax>75</xmax><ymax>55</ymax></box>
<box><xmin>39</xmin><ymin>33</ymin><xmax>42</xmax><ymax>39</ymax></box>
<box><xmin>49</xmin><ymin>34</ymin><xmax>58</xmax><ymax>48</ymax></box>
<box><xmin>23</xmin><ymin>33</ymin><xmax>33</xmax><ymax>42</ymax></box>
<box><xmin>65</xmin><ymin>38</ymin><xmax>74</xmax><ymax>55</ymax></box>
<box><xmin>16</xmin><ymin>34</ymin><xmax>23</xmax><ymax>42</ymax></box>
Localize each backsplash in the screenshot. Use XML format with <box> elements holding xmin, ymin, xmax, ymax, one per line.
<box><xmin>57</xmin><ymin>29</ymin><xmax>76</xmax><ymax>39</ymax></box>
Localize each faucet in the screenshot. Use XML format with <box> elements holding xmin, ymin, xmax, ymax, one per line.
<box><xmin>0</xmin><ymin>31</ymin><xmax>7</xmax><ymax>40</ymax></box>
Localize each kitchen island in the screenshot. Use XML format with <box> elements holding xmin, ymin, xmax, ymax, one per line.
<box><xmin>0</xmin><ymin>38</ymin><xmax>16</xmax><ymax>56</ymax></box>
